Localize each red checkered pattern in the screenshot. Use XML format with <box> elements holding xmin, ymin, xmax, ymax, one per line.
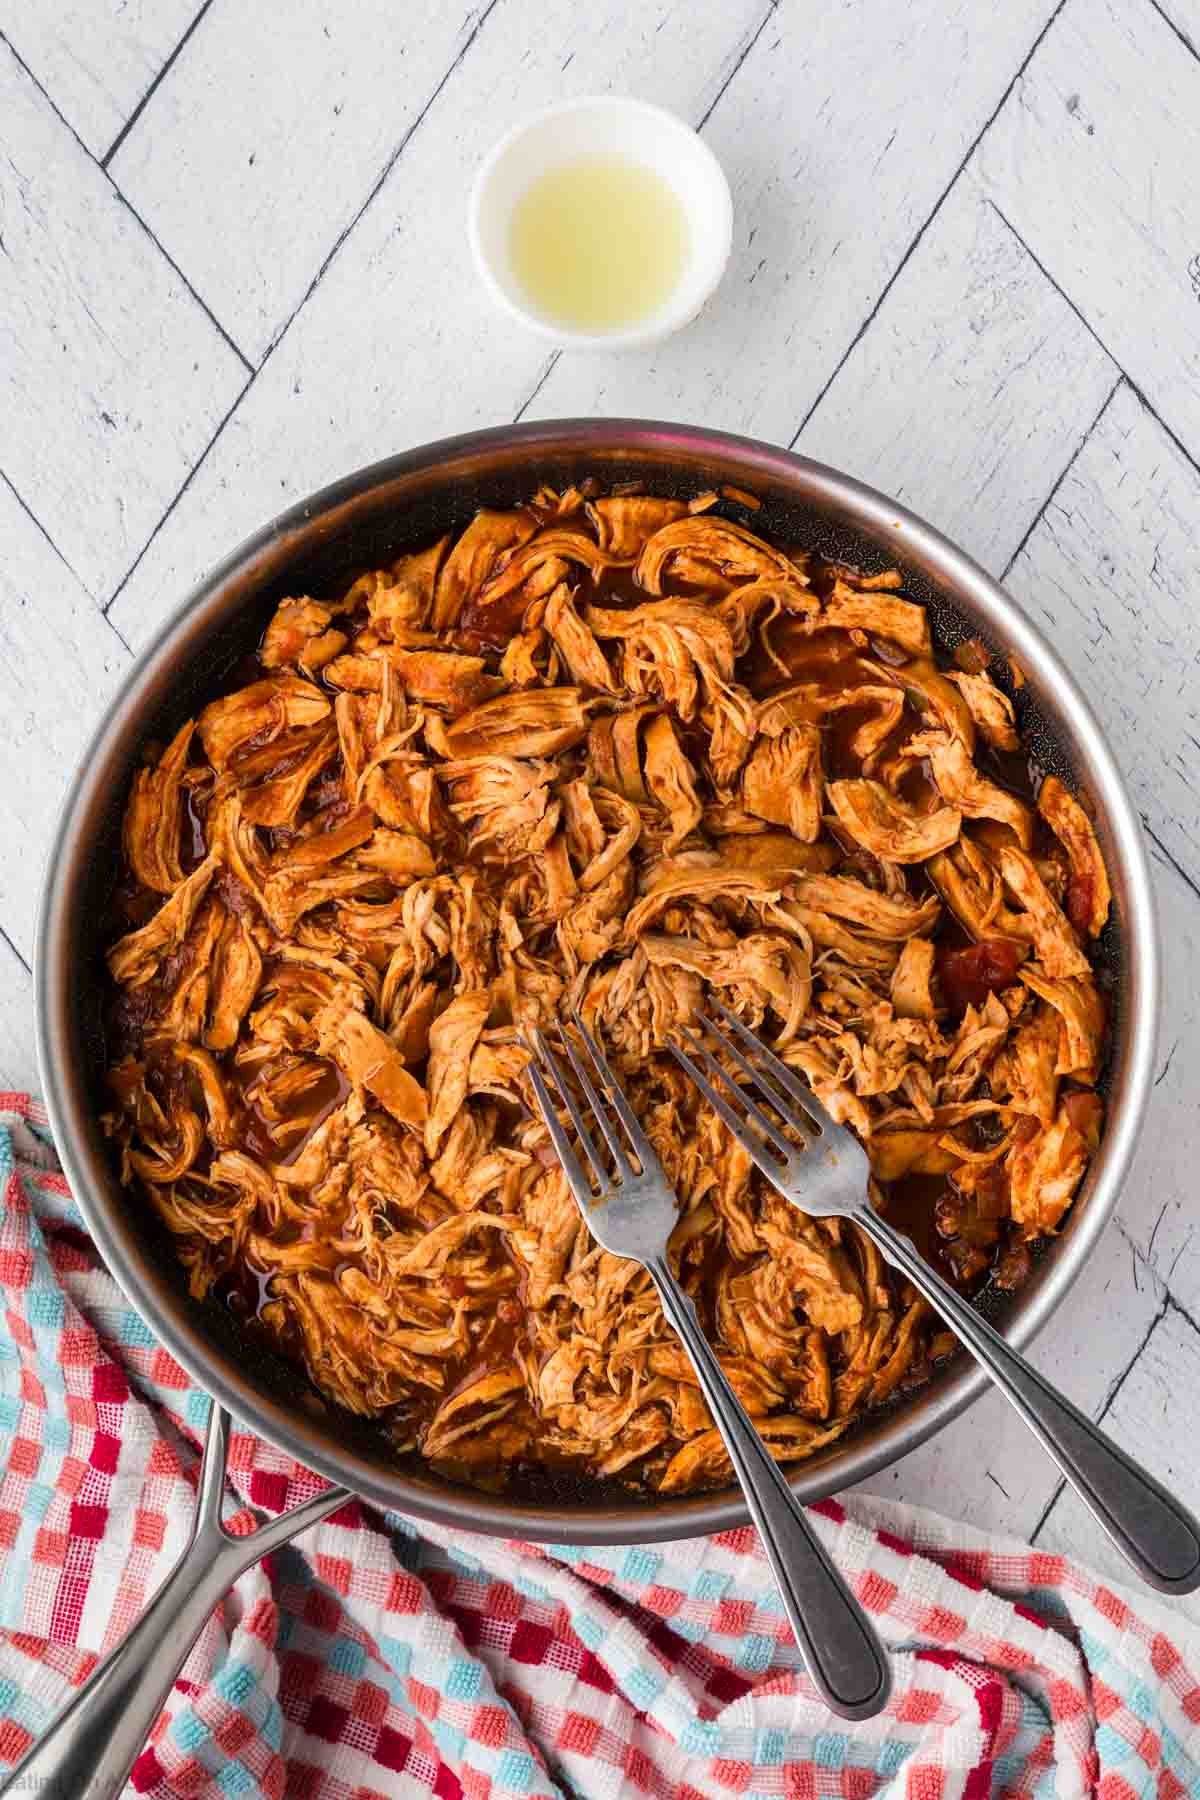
<box><xmin>0</xmin><ymin>1095</ymin><xmax>1198</xmax><ymax>1799</ymax></box>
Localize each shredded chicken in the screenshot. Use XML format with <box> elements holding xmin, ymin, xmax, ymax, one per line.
<box><xmin>1038</xmin><ymin>775</ymin><xmax>1112</xmax><ymax>938</ymax></box>
<box><xmin>102</xmin><ymin>484</ymin><xmax>1109</xmax><ymax>1494</ymax></box>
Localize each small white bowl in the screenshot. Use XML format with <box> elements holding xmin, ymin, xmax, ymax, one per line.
<box><xmin>468</xmin><ymin>96</ymin><xmax>733</xmax><ymax>352</ymax></box>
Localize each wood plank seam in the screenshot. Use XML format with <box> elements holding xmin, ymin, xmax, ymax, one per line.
<box><xmin>0</xmin><ymin>468</ymin><xmax>87</xmax><ymax>593</ymax></box>
<box><xmin>1114</xmin><ymin>1221</ymin><xmax>1200</xmax><ymax>1326</ymax></box>
<box><xmin>1143</xmin><ymin>1201</ymin><xmax>1170</xmax><ymax>1270</ymax></box>
<box><xmin>97</xmin><ymin>0</ymin><xmax>508</xmax><ymax>619</ymax></box>
<box><xmin>512</xmin><ymin>352</ymin><xmax>562</xmax><ymax>422</ymax></box>
<box><xmin>100</xmin><ymin>0</ymin><xmax>213</xmax><ymax>171</ymax></box>
<box><xmin>1117</xmin><ymin>1221</ymin><xmax>1200</xmax><ymax>1329</ymax></box>
<box><xmin>694</xmin><ymin>0</ymin><xmax>781</xmax><ymax>131</ymax></box>
<box><xmin>0</xmin><ymin>26</ymin><xmax>253</xmax><ymax>376</ymax></box>
<box><xmin>999</xmin><ymin>373</ymin><xmax>1124</xmax><ymax>582</ymax></box>
<box><xmin>985</xmin><ymin>195</ymin><xmax>1200</xmax><ymax>487</ymax></box>
<box><xmin>100</xmin><ymin>372</ymin><xmax>254</xmax><ymax>620</ymax></box>
<box><xmin>1160</xmin><ymin>1223</ymin><xmax>1197</xmax><ymax>1299</ymax></box>
<box><xmin>1032</xmin><ymin>1290</ymin><xmax>1200</xmax><ymax>1555</ymax></box>
<box><xmin>786</xmin><ymin>0</ymin><xmax>1071</xmax><ymax>451</ymax></box>
<box><xmin>0</xmin><ymin>925</ymin><xmax>30</xmax><ymax>979</ymax></box>
<box><xmin>259</xmin><ymin>0</ymin><xmax>505</xmax><ymax>361</ymax></box>
<box><xmin>103</xmin><ymin>614</ymin><xmax>133</xmax><ymax>657</ymax></box>
<box><xmin>1124</xmin><ymin>1223</ymin><xmax>1151</xmax><ymax>1303</ymax></box>
<box><xmin>1145</xmin><ymin>816</ymin><xmax>1200</xmax><ymax>912</ymax></box>
<box><xmin>789</xmin><ymin>177</ymin><xmax>1118</xmax><ymax>576</ymax></box>
<box><xmin>1147</xmin><ymin>0</ymin><xmax>1199</xmax><ymax>64</ymax></box>
<box><xmin>1154</xmin><ymin>1040</ymin><xmax>1180</xmax><ymax>1094</ymax></box>
<box><xmin>1030</xmin><ymin>1290</ymin><xmax>1169</xmax><ymax>1542</ymax></box>
<box><xmin>119</xmin><ymin>192</ymin><xmax>253</xmax><ymax>375</ymax></box>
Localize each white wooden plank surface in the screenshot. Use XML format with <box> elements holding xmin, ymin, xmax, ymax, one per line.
<box><xmin>1027</xmin><ymin>839</ymin><xmax>1200</xmax><ymax>1613</ymax></box>
<box><xmin>977</xmin><ymin>0</ymin><xmax>1200</xmax><ymax>460</ymax></box>
<box><xmin>524</xmin><ymin>0</ymin><xmax>1055</xmax><ymax>445</ymax></box>
<box><xmin>109</xmin><ymin>0</ymin><xmax>496</xmax><ymax>364</ymax></box>
<box><xmin>794</xmin><ymin>173</ymin><xmax>1116</xmax><ymax>575</ymax></box>
<box><xmin>107</xmin><ymin>0</ymin><xmax>771</xmax><ymax>648</ymax></box>
<box><xmin>0</xmin><ymin>40</ymin><xmax>247</xmax><ymax>601</ymax></box>
<box><xmin>2</xmin><ymin>0</ymin><xmax>1200</xmax><ymax>1592</ymax></box>
<box><xmin>0</xmin><ymin>0</ymin><xmax>201</xmax><ymax>159</ymax></box>
<box><xmin>1102</xmin><ymin>836</ymin><xmax>1200</xmax><ymax>1323</ymax></box>
<box><xmin>0</xmin><ymin>477</ymin><xmax>131</xmax><ymax>961</ymax></box>
<box><xmin>0</xmin><ymin>935</ymin><xmax>35</xmax><ymax>1097</ymax></box>
<box><xmin>1036</xmin><ymin>1304</ymin><xmax>1200</xmax><ymax>1625</ymax></box>
<box><xmin>1006</xmin><ymin>380</ymin><xmax>1200</xmax><ymax>891</ymax></box>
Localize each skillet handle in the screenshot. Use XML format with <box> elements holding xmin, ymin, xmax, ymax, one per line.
<box><xmin>0</xmin><ymin>1406</ymin><xmax>351</xmax><ymax>1800</ymax></box>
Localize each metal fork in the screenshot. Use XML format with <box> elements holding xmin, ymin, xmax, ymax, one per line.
<box><xmin>525</xmin><ymin>1010</ymin><xmax>892</xmax><ymax>1722</ymax></box>
<box><xmin>670</xmin><ymin>999</ymin><xmax>1200</xmax><ymax>1596</ymax></box>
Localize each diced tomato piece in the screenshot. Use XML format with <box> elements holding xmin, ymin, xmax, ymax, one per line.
<box><xmin>457</xmin><ymin>591</ymin><xmax>529</xmax><ymax>650</ymax></box>
<box><xmin>938</xmin><ymin>938</ymin><xmax>1021</xmax><ymax>1014</ymax></box>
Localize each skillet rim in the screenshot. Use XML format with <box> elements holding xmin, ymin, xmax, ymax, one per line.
<box><xmin>34</xmin><ymin>417</ymin><xmax>1159</xmax><ymax>1543</ymax></box>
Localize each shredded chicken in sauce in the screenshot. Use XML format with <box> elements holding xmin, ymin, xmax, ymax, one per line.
<box><xmin>101</xmin><ymin>483</ymin><xmax>1110</xmax><ymax>1494</ymax></box>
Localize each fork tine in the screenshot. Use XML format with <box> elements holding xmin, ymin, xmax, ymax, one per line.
<box><xmin>667</xmin><ymin>1032</ymin><xmax>786</xmax><ymax>1179</ymax></box>
<box><xmin>671</xmin><ymin>1022</ymin><xmax>794</xmax><ymax>1161</ymax></box>
<box><xmin>708</xmin><ymin>995</ymin><xmax>827</xmax><ymax>1130</ymax></box>
<box><xmin>567</xmin><ymin>1004</ymin><xmax>656</xmax><ymax>1167</ymax></box>
<box><xmin>523</xmin><ymin>1037</ymin><xmax>597</xmax><ymax>1210</ymax></box>
<box><xmin>754</xmin><ymin>1049</ymin><xmax>843</xmax><ymax>1141</ymax></box>
<box><xmin>555</xmin><ymin>1020</ymin><xmax>632</xmax><ymax>1179</ymax></box>
<box><xmin>529</xmin><ymin>1029</ymin><xmax>610</xmax><ymax>1191</ymax></box>
<box><xmin>697</xmin><ymin>1010</ymin><xmax>816</xmax><ymax>1142</ymax></box>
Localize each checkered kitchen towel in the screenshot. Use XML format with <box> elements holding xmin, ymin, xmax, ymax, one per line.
<box><xmin>0</xmin><ymin>1099</ymin><xmax>1197</xmax><ymax>1800</ymax></box>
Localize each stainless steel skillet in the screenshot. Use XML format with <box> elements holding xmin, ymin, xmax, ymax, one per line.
<box><xmin>19</xmin><ymin>419</ymin><xmax>1160</xmax><ymax>1791</ymax></box>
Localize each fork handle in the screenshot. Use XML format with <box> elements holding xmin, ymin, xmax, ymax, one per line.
<box><xmin>859</xmin><ymin>1209</ymin><xmax>1200</xmax><ymax>1593</ymax></box>
<box><xmin>646</xmin><ymin>1256</ymin><xmax>891</xmax><ymax>1719</ymax></box>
